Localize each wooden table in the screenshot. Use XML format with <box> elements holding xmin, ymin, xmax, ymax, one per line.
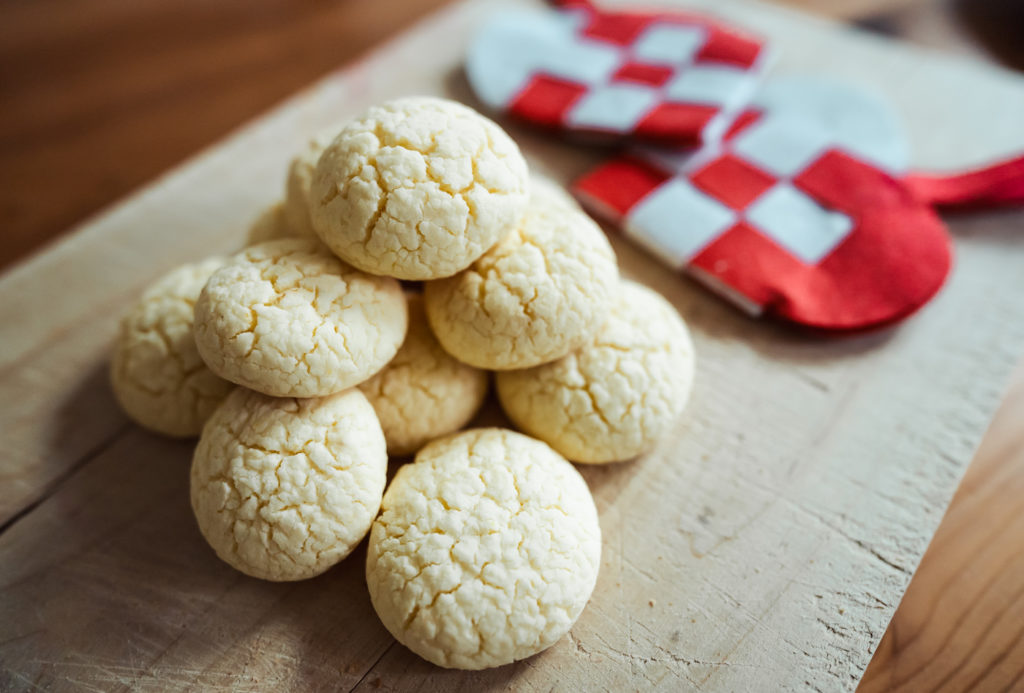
<box><xmin>2</xmin><ymin>0</ymin><xmax>1023</xmax><ymax>690</ymax></box>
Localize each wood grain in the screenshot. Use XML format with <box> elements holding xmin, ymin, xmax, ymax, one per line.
<box><xmin>1</xmin><ymin>0</ymin><xmax>1024</xmax><ymax>691</ymax></box>
<box><xmin>0</xmin><ymin>0</ymin><xmax>449</xmax><ymax>271</ymax></box>
<box><xmin>838</xmin><ymin>1</ymin><xmax>1024</xmax><ymax>689</ymax></box>
<box><xmin>1</xmin><ymin>1</ymin><xmax>1024</xmax><ymax>690</ymax></box>
<box><xmin>860</xmin><ymin>362</ymin><xmax>1024</xmax><ymax>692</ymax></box>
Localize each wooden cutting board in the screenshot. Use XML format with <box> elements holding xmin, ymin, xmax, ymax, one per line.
<box><xmin>2</xmin><ymin>0</ymin><xmax>1023</xmax><ymax>690</ymax></box>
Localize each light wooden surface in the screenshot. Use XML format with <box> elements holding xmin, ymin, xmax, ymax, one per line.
<box><xmin>850</xmin><ymin>3</ymin><xmax>1024</xmax><ymax>689</ymax></box>
<box><xmin>2</xmin><ymin>0</ymin><xmax>1024</xmax><ymax>690</ymax></box>
<box><xmin>3</xmin><ymin>3</ymin><xmax>1024</xmax><ymax>688</ymax></box>
<box><xmin>860</xmin><ymin>363</ymin><xmax>1024</xmax><ymax>692</ymax></box>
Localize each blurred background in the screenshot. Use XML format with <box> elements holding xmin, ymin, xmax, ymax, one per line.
<box><xmin>2</xmin><ymin>0</ymin><xmax>1023</xmax><ymax>272</ymax></box>
<box><xmin>1</xmin><ymin>0</ymin><xmax>1022</xmax><ymax>690</ymax></box>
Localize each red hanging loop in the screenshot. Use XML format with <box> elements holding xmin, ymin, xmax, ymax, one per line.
<box><xmin>905</xmin><ymin>154</ymin><xmax>1024</xmax><ymax>209</ymax></box>
<box><xmin>548</xmin><ymin>0</ymin><xmax>594</xmax><ymax>8</ymax></box>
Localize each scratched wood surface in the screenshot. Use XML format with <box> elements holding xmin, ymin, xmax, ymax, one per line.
<box><xmin>2</xmin><ymin>0</ymin><xmax>1024</xmax><ymax>690</ymax></box>
<box><xmin>859</xmin><ymin>363</ymin><xmax>1024</xmax><ymax>692</ymax></box>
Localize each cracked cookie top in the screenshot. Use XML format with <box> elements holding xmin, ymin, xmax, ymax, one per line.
<box><xmin>496</xmin><ymin>281</ymin><xmax>696</xmax><ymax>464</ymax></box>
<box><xmin>194</xmin><ymin>239</ymin><xmax>407</xmax><ymax>398</ymax></box>
<box><xmin>366</xmin><ymin>428</ymin><xmax>601</xmax><ymax>669</ymax></box>
<box><xmin>358</xmin><ymin>294</ymin><xmax>488</xmax><ymax>457</ymax></box>
<box><xmin>424</xmin><ymin>181</ymin><xmax>618</xmax><ymax>370</ymax></box>
<box><xmin>110</xmin><ymin>257</ymin><xmax>235</xmax><ymax>437</ymax></box>
<box><xmin>309</xmin><ymin>97</ymin><xmax>529</xmax><ymax>280</ymax></box>
<box><xmin>191</xmin><ymin>387</ymin><xmax>387</xmax><ymax>581</ymax></box>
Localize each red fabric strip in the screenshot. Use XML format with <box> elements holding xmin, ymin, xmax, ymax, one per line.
<box><xmin>573</xmin><ymin>156</ymin><xmax>670</xmax><ymax>219</ymax></box>
<box><xmin>508</xmin><ymin>76</ymin><xmax>588</xmax><ymax>129</ymax></box>
<box><xmin>548</xmin><ymin>0</ymin><xmax>594</xmax><ymax>7</ymax></box>
<box><xmin>905</xmin><ymin>154</ymin><xmax>1024</xmax><ymax>209</ymax></box>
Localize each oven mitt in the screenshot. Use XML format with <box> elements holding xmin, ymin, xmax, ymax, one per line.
<box><xmin>574</xmin><ymin>76</ymin><xmax>956</xmax><ymax>331</ymax></box>
<box><xmin>465</xmin><ymin>1</ymin><xmax>770</xmax><ymax>147</ymax></box>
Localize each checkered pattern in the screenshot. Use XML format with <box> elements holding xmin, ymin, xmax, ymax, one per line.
<box><xmin>580</xmin><ymin>110</ymin><xmax>857</xmax><ymax>266</ymax></box>
<box><xmin>574</xmin><ymin>79</ymin><xmax>953</xmax><ymax>330</ymax></box>
<box><xmin>466</xmin><ymin>5</ymin><xmax>770</xmax><ymax>146</ymax></box>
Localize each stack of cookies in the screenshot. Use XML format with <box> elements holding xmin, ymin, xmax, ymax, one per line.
<box><xmin>109</xmin><ymin>97</ymin><xmax>696</xmax><ymax>671</ymax></box>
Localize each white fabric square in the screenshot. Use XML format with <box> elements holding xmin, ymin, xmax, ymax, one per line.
<box><xmin>664</xmin><ymin>65</ymin><xmax>751</xmax><ymax>107</ymax></box>
<box><xmin>626</xmin><ymin>179</ymin><xmax>736</xmax><ymax>267</ymax></box>
<box><xmin>731</xmin><ymin>114</ymin><xmax>833</xmax><ymax>177</ymax></box>
<box><xmin>466</xmin><ymin>9</ymin><xmax>621</xmax><ymax>107</ymax></box>
<box><xmin>566</xmin><ymin>83</ymin><xmax>660</xmax><ymax>131</ymax></box>
<box><xmin>631</xmin><ymin>23</ymin><xmax>705</xmax><ymax>65</ymax></box>
<box><xmin>750</xmin><ymin>76</ymin><xmax>908</xmax><ymax>174</ymax></box>
<box><xmin>745</xmin><ymin>183</ymin><xmax>853</xmax><ymax>263</ymax></box>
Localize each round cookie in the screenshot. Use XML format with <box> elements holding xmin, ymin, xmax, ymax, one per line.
<box><xmin>424</xmin><ymin>191</ymin><xmax>618</xmax><ymax>370</ymax></box>
<box><xmin>194</xmin><ymin>239</ymin><xmax>407</xmax><ymax>398</ymax></box>
<box><xmin>246</xmin><ymin>201</ymin><xmax>294</xmax><ymax>245</ymax></box>
<box><xmin>284</xmin><ymin>126</ymin><xmax>343</xmax><ymax>239</ymax></box>
<box><xmin>191</xmin><ymin>387</ymin><xmax>387</xmax><ymax>581</ymax></box>
<box><xmin>309</xmin><ymin>96</ymin><xmax>529</xmax><ymax>280</ymax></box>
<box><xmin>110</xmin><ymin>258</ymin><xmax>235</xmax><ymax>437</ymax></box>
<box><xmin>366</xmin><ymin>428</ymin><xmax>601</xmax><ymax>669</ymax></box>
<box><xmin>496</xmin><ymin>281</ymin><xmax>695</xmax><ymax>464</ymax></box>
<box><xmin>358</xmin><ymin>294</ymin><xmax>488</xmax><ymax>457</ymax></box>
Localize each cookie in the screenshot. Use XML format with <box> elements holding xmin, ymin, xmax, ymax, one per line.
<box><xmin>284</xmin><ymin>126</ymin><xmax>343</xmax><ymax>240</ymax></box>
<box><xmin>110</xmin><ymin>258</ymin><xmax>235</xmax><ymax>437</ymax></box>
<box><xmin>245</xmin><ymin>201</ymin><xmax>294</xmax><ymax>245</ymax></box>
<box><xmin>309</xmin><ymin>97</ymin><xmax>529</xmax><ymax>280</ymax></box>
<box><xmin>496</xmin><ymin>281</ymin><xmax>695</xmax><ymax>463</ymax></box>
<box><xmin>366</xmin><ymin>428</ymin><xmax>601</xmax><ymax>669</ymax></box>
<box><xmin>191</xmin><ymin>387</ymin><xmax>387</xmax><ymax>581</ymax></box>
<box><xmin>194</xmin><ymin>239</ymin><xmax>407</xmax><ymax>398</ymax></box>
<box><xmin>358</xmin><ymin>294</ymin><xmax>488</xmax><ymax>457</ymax></box>
<box><xmin>424</xmin><ymin>187</ymin><xmax>618</xmax><ymax>369</ymax></box>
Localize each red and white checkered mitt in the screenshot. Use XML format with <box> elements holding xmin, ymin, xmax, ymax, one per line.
<box><xmin>575</xmin><ymin>77</ymin><xmax>955</xmax><ymax>331</ymax></box>
<box><xmin>465</xmin><ymin>1</ymin><xmax>770</xmax><ymax>147</ymax></box>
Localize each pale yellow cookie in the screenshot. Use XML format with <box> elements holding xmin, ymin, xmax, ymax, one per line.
<box><xmin>284</xmin><ymin>126</ymin><xmax>343</xmax><ymax>240</ymax></box>
<box><xmin>358</xmin><ymin>294</ymin><xmax>488</xmax><ymax>456</ymax></box>
<box><xmin>245</xmin><ymin>201</ymin><xmax>294</xmax><ymax>245</ymax></box>
<box><xmin>194</xmin><ymin>239</ymin><xmax>407</xmax><ymax>398</ymax></box>
<box><xmin>366</xmin><ymin>428</ymin><xmax>601</xmax><ymax>669</ymax></box>
<box><xmin>309</xmin><ymin>97</ymin><xmax>529</xmax><ymax>280</ymax></box>
<box><xmin>496</xmin><ymin>281</ymin><xmax>696</xmax><ymax>464</ymax></box>
<box><xmin>110</xmin><ymin>258</ymin><xmax>234</xmax><ymax>437</ymax></box>
<box><xmin>191</xmin><ymin>387</ymin><xmax>387</xmax><ymax>581</ymax></box>
<box><xmin>424</xmin><ymin>190</ymin><xmax>618</xmax><ymax>369</ymax></box>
